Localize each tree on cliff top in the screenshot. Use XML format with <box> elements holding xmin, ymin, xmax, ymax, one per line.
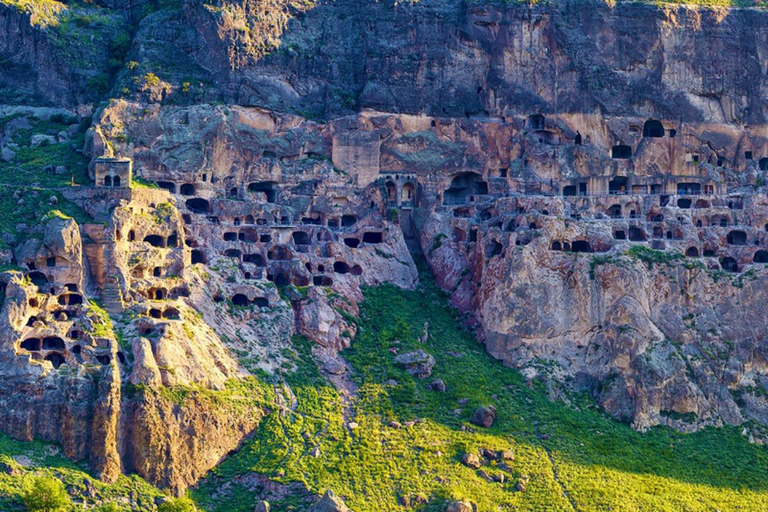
<box><xmin>22</xmin><ymin>475</ymin><xmax>71</xmax><ymax>512</ymax></box>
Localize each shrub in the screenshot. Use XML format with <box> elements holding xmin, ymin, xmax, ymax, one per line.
<box><xmin>22</xmin><ymin>475</ymin><xmax>71</xmax><ymax>512</ymax></box>
<box><xmin>158</xmin><ymin>497</ymin><xmax>197</xmax><ymax>512</ymax></box>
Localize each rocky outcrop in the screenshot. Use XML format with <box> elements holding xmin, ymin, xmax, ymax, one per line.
<box><xmin>121</xmin><ymin>0</ymin><xmax>768</xmax><ymax>124</ymax></box>
<box><xmin>308</xmin><ymin>490</ymin><xmax>352</xmax><ymax>512</ymax></box>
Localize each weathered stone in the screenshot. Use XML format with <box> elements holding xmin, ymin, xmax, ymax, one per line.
<box><xmin>445</xmin><ymin>500</ymin><xmax>474</xmax><ymax>512</ymax></box>
<box><xmin>471</xmin><ymin>406</ymin><xmax>496</xmax><ymax>428</ymax></box>
<box><xmin>461</xmin><ymin>452</ymin><xmax>482</xmax><ymax>469</ymax></box>
<box><xmin>30</xmin><ymin>134</ymin><xmax>56</xmax><ymax>147</ymax></box>
<box><xmin>394</xmin><ymin>350</ymin><xmax>435</xmax><ymax>378</ymax></box>
<box><xmin>307</xmin><ymin>490</ymin><xmax>352</xmax><ymax>512</ymax></box>
<box><xmin>1</xmin><ymin>147</ymin><xmax>15</xmax><ymax>162</ymax></box>
<box><xmin>430</xmin><ymin>378</ymin><xmax>446</xmax><ymax>392</ymax></box>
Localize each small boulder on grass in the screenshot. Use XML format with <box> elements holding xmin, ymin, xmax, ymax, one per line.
<box><xmin>394</xmin><ymin>349</ymin><xmax>436</xmax><ymax>378</ymax></box>
<box><xmin>430</xmin><ymin>378</ymin><xmax>446</xmax><ymax>392</ymax></box>
<box><xmin>470</xmin><ymin>406</ymin><xmax>496</xmax><ymax>428</ymax></box>
<box><xmin>446</xmin><ymin>500</ymin><xmax>474</xmax><ymax>512</ymax></box>
<box><xmin>499</xmin><ymin>449</ymin><xmax>515</xmax><ymax>461</ymax></box>
<box><xmin>307</xmin><ymin>490</ymin><xmax>352</xmax><ymax>512</ymax></box>
<box><xmin>461</xmin><ymin>452</ymin><xmax>482</xmax><ymax>469</ymax></box>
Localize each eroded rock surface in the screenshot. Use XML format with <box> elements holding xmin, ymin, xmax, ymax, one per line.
<box><xmin>5</xmin><ymin>0</ymin><xmax>768</xmax><ymax>497</ymax></box>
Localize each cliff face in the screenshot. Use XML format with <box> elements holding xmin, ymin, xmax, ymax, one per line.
<box><xmin>125</xmin><ymin>0</ymin><xmax>768</xmax><ymax>122</ymax></box>
<box><xmin>6</xmin><ymin>0</ymin><xmax>768</xmax><ymax>495</ymax></box>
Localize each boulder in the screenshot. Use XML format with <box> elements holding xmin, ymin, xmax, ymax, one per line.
<box><xmin>322</xmin><ymin>359</ymin><xmax>346</xmax><ymax>375</ymax></box>
<box><xmin>430</xmin><ymin>378</ymin><xmax>446</xmax><ymax>392</ymax></box>
<box><xmin>461</xmin><ymin>452</ymin><xmax>482</xmax><ymax>469</ymax></box>
<box><xmin>308</xmin><ymin>490</ymin><xmax>352</xmax><ymax>512</ymax></box>
<box><xmin>394</xmin><ymin>349</ymin><xmax>435</xmax><ymax>378</ymax></box>
<box><xmin>254</xmin><ymin>501</ymin><xmax>270</xmax><ymax>512</ymax></box>
<box><xmin>470</xmin><ymin>406</ymin><xmax>496</xmax><ymax>428</ymax></box>
<box><xmin>30</xmin><ymin>134</ymin><xmax>57</xmax><ymax>147</ymax></box>
<box><xmin>445</xmin><ymin>500</ymin><xmax>474</xmax><ymax>512</ymax></box>
<box><xmin>1</xmin><ymin>147</ymin><xmax>15</xmax><ymax>162</ymax></box>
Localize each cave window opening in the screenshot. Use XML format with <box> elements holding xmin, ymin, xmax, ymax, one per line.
<box><xmin>720</xmin><ymin>257</ymin><xmax>739</xmax><ymax>273</ymax></box>
<box><xmin>571</xmin><ymin>240</ymin><xmax>592</xmax><ymax>253</ymax></box>
<box><xmin>45</xmin><ymin>352</ymin><xmax>65</xmax><ymax>368</ymax></box>
<box><xmin>643</xmin><ymin>120</ymin><xmax>665</xmax><ymax>138</ymax></box>
<box><xmin>611</xmin><ymin>145</ymin><xmax>632</xmax><ymax>159</ymax></box>
<box><xmin>727</xmin><ymin>230</ymin><xmax>747</xmax><ymax>245</ymax></box>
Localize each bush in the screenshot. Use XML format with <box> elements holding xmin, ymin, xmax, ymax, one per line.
<box><xmin>22</xmin><ymin>475</ymin><xmax>71</xmax><ymax>512</ymax></box>
<box><xmin>158</xmin><ymin>497</ymin><xmax>197</xmax><ymax>512</ymax></box>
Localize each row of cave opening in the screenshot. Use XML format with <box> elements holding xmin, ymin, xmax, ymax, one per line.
<box><xmin>219</xmin><ymin>230</ymin><xmax>383</xmax><ymax>246</ymax></box>
<box><xmin>19</xmin><ymin>336</ymin><xmax>123</xmax><ymax>369</ymax></box>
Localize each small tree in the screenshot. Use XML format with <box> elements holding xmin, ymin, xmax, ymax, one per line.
<box><xmin>157</xmin><ymin>497</ymin><xmax>197</xmax><ymax>512</ymax></box>
<box><xmin>96</xmin><ymin>504</ymin><xmax>123</xmax><ymax>512</ymax></box>
<box><xmin>22</xmin><ymin>475</ymin><xmax>71</xmax><ymax>512</ymax></box>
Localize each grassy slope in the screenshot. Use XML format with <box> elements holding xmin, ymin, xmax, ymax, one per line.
<box><xmin>0</xmin><ymin>114</ymin><xmax>93</xmax><ymax>250</ymax></box>
<box><xmin>191</xmin><ymin>271</ymin><xmax>768</xmax><ymax>512</ymax></box>
<box><xmin>0</xmin><ymin>434</ymin><xmax>163</xmax><ymax>511</ymax></box>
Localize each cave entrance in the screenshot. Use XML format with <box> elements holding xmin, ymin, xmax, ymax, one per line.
<box><xmin>643</xmin><ymin>120</ymin><xmax>665</xmax><ymax>138</ymax></box>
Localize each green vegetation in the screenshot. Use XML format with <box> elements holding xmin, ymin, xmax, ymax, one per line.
<box><xmin>87</xmin><ymin>300</ymin><xmax>116</xmax><ymax>338</ymax></box>
<box><xmin>191</xmin><ymin>270</ymin><xmax>768</xmax><ymax>511</ymax></box>
<box><xmin>0</xmin><ymin>433</ymin><xmax>163</xmax><ymax>510</ymax></box>
<box><xmin>626</xmin><ymin>245</ymin><xmax>684</xmax><ymax>268</ymax></box>
<box><xmin>0</xmin><ymin>115</ymin><xmax>89</xmax><ymax>187</ymax></box>
<box><xmin>22</xmin><ymin>475</ymin><xmax>70</xmax><ymax>512</ymax></box>
<box><xmin>158</xmin><ymin>497</ymin><xmax>198</xmax><ymax>512</ymax></box>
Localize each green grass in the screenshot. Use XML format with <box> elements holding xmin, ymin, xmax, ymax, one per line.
<box><xmin>0</xmin><ymin>433</ymin><xmax>163</xmax><ymax>511</ymax></box>
<box><xmin>190</xmin><ymin>268</ymin><xmax>768</xmax><ymax>511</ymax></box>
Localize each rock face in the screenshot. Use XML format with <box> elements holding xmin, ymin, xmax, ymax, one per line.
<box><xmin>7</xmin><ymin>0</ymin><xmax>768</xmax><ymax>497</ymax></box>
<box><xmin>121</xmin><ymin>0</ymin><xmax>768</xmax><ymax>124</ymax></box>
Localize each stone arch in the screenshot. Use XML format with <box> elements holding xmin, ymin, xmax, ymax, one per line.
<box><xmin>754</xmin><ymin>250</ymin><xmax>768</xmax><ymax>263</ymax></box>
<box><xmin>685</xmin><ymin>247</ymin><xmax>699</xmax><ymax>257</ymax></box>
<box><xmin>643</xmin><ymin>119</ymin><xmax>665</xmax><ymax>138</ymax></box>
<box><xmin>143</xmin><ymin>235</ymin><xmax>165</xmax><ymax>248</ymax></box>
<box><xmin>157</xmin><ymin>181</ymin><xmax>176</xmax><ymax>193</ymax></box>
<box><xmin>248</xmin><ymin>182</ymin><xmax>278</xmax><ymax>203</ymax></box>
<box><xmin>43</xmin><ymin>337</ymin><xmax>65</xmax><ymax>351</ymax></box>
<box><xmin>443</xmin><ymin>172</ymin><xmax>488</xmax><ymax>205</ymax></box>
<box><xmin>185</xmin><ymin>198</ymin><xmax>209</xmax><ymax>213</ymax></box>
<box><xmin>606</xmin><ymin>205</ymin><xmax>622</xmax><ymax>218</ymax></box>
<box><xmin>180</xmin><ymin>183</ymin><xmax>196</xmax><ymax>195</ymax></box>
<box><xmin>527</xmin><ymin>114</ymin><xmax>545</xmax><ymax>130</ymax></box>
<box><xmin>21</xmin><ymin>338</ymin><xmax>41</xmax><ymax>351</ymax></box>
<box><xmin>162</xmin><ymin>307</ymin><xmax>180</xmax><ymax>319</ymax></box>
<box><xmin>45</xmin><ymin>352</ymin><xmax>65</xmax><ymax>368</ymax></box>
<box><xmin>401</xmin><ymin>182</ymin><xmax>415</xmax><ymax>203</ymax></box>
<box><xmin>628</xmin><ymin>226</ymin><xmax>645</xmax><ymax>241</ymax></box>
<box><xmin>333</xmin><ymin>261</ymin><xmax>351</xmax><ymax>274</ymax></box>
<box><xmin>720</xmin><ymin>257</ymin><xmax>739</xmax><ymax>273</ymax></box>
